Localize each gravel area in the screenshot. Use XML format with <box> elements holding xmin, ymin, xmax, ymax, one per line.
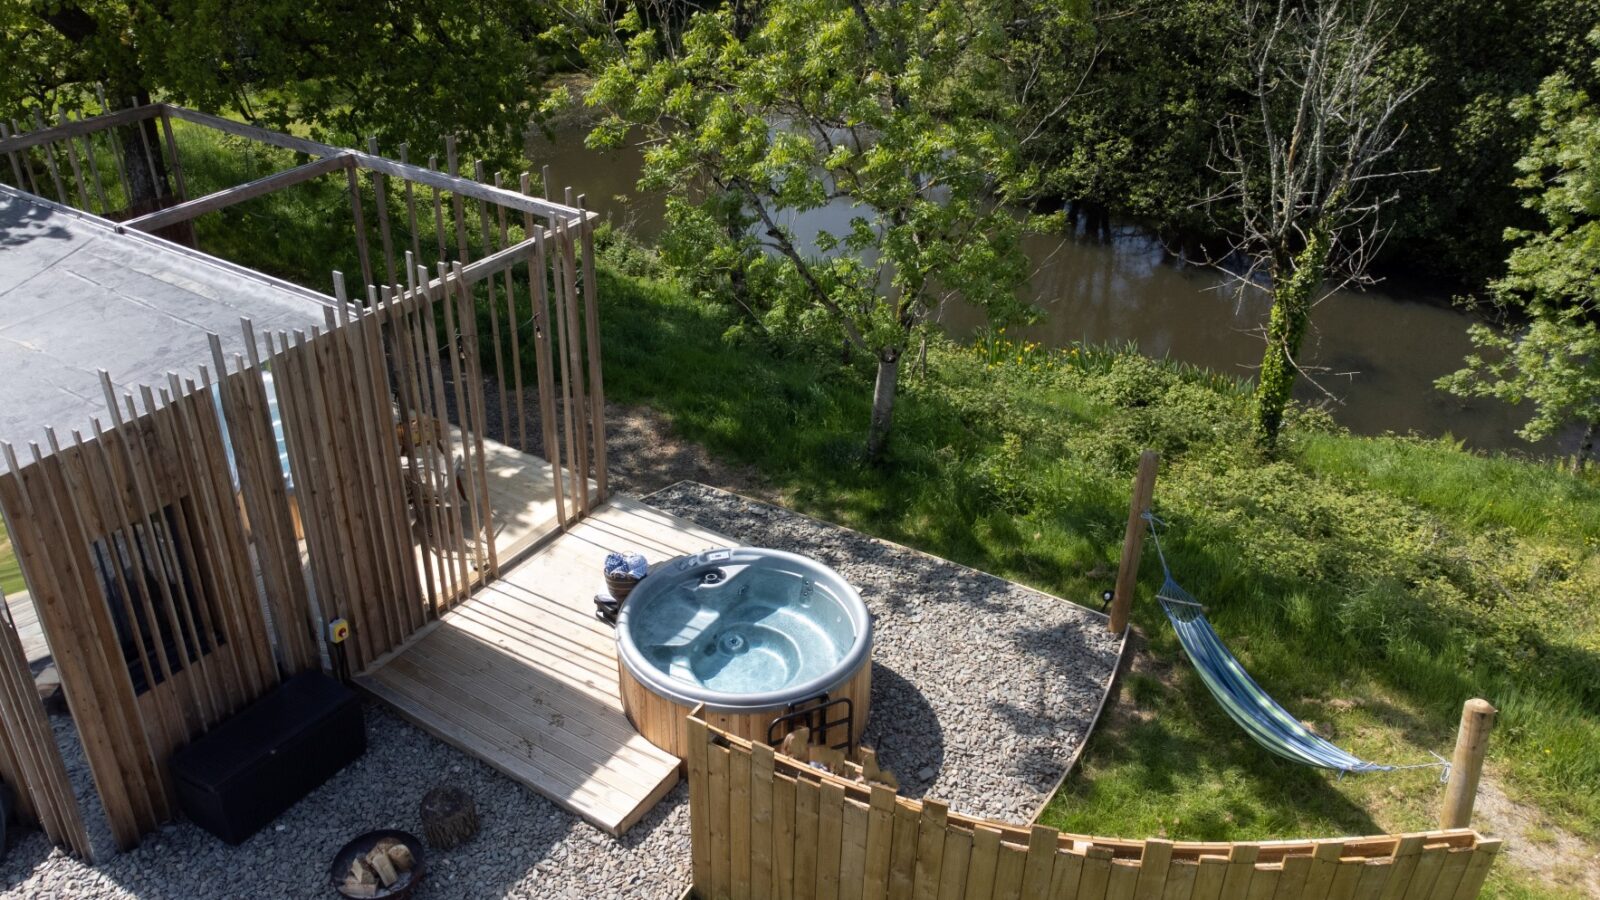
<box><xmin>645</xmin><ymin>482</ymin><xmax>1124</xmax><ymax>822</ymax></box>
<box><xmin>0</xmin><ymin>482</ymin><xmax>1121</xmax><ymax>898</ymax></box>
<box><xmin>0</xmin><ymin>707</ymin><xmax>693</xmax><ymax>900</ymax></box>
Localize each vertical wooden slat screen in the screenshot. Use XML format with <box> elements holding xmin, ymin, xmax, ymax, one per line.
<box><xmin>212</xmin><ymin>334</ymin><xmax>317</xmax><ymax>674</ymax></box>
<box><xmin>685</xmin><ymin>717</ymin><xmax>1504</xmax><ymax>900</ymax></box>
<box><xmin>266</xmin><ymin>303</ymin><xmax>436</xmax><ymax>670</ymax></box>
<box><xmin>0</xmin><ymin>585</ymin><xmax>92</xmax><ymax>858</ymax></box>
<box><xmin>3</xmin><ymin>440</ymin><xmax>164</xmax><ymax>848</ymax></box>
<box><xmin>0</xmin><ymin>350</ymin><xmax>334</xmax><ymax>847</ymax></box>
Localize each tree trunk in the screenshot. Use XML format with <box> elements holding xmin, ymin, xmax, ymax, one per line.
<box><xmin>114</xmin><ymin>89</ymin><xmax>171</xmax><ymax>216</ymax></box>
<box><xmin>1576</xmin><ymin>419</ymin><xmax>1598</xmax><ymax>472</ymax></box>
<box><xmin>866</xmin><ymin>351</ymin><xmax>900</xmax><ymax>461</ymax></box>
<box><xmin>1253</xmin><ymin>231</ymin><xmax>1330</xmax><ymax>449</ymax></box>
<box><xmin>118</xmin><ymin>120</ymin><xmax>170</xmax><ymax>214</ymax></box>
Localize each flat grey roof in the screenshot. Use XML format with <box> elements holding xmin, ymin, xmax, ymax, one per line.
<box><xmin>0</xmin><ymin>185</ymin><xmax>338</xmax><ymax>455</ymax></box>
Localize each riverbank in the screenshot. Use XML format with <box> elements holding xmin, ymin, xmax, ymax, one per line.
<box><xmin>591</xmin><ymin>240</ymin><xmax>1599</xmax><ymax>898</ymax></box>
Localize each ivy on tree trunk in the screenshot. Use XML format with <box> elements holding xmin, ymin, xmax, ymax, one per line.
<box><xmin>1254</xmin><ymin>230</ymin><xmax>1331</xmax><ymax>448</ymax></box>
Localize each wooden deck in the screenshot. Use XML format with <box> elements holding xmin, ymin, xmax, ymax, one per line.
<box><xmin>471</xmin><ymin>427</ymin><xmax>587</xmax><ymax>564</ymax></box>
<box><xmin>2</xmin><ymin>588</ymin><xmax>48</xmax><ymax>664</ymax></box>
<box><xmin>356</xmin><ymin>493</ymin><xmax>734</xmax><ymax>835</ymax></box>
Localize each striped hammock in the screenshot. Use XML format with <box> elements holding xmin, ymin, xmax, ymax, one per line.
<box><xmin>1147</xmin><ymin>515</ymin><xmax>1441</xmax><ymax>777</ymax></box>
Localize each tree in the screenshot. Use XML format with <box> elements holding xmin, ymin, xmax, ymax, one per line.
<box><xmin>1440</xmin><ymin>35</ymin><xmax>1600</xmax><ymax>467</ymax></box>
<box><xmin>583</xmin><ymin>0</ymin><xmax>1042</xmax><ymax>460</ymax></box>
<box><xmin>1205</xmin><ymin>0</ymin><xmax>1424</xmax><ymax>448</ymax></box>
<box><xmin>1013</xmin><ymin>0</ymin><xmax>1245</xmax><ymax>245</ymax></box>
<box><xmin>0</xmin><ymin>1</ymin><xmax>561</xmax><ymax>191</ymax></box>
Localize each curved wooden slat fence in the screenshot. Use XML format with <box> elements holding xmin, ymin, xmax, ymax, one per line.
<box><xmin>685</xmin><ymin>715</ymin><xmax>1501</xmax><ymax>900</ymax></box>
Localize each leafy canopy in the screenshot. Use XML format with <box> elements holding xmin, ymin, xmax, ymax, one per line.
<box><xmin>583</xmin><ymin>0</ymin><xmax>1039</xmax><ymax>359</ymax></box>
<box><xmin>0</xmin><ymin>0</ymin><xmax>562</xmax><ymax>158</ymax></box>
<box><xmin>1440</xmin><ymin>31</ymin><xmax>1600</xmax><ymax>445</ymax></box>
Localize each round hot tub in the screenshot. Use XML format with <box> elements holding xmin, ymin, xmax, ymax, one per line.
<box><xmin>615</xmin><ymin>547</ymin><xmax>872</xmax><ymax>758</ymax></box>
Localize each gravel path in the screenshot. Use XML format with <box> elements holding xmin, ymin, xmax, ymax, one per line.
<box><xmin>0</xmin><ymin>482</ymin><xmax>1120</xmax><ymax>898</ymax></box>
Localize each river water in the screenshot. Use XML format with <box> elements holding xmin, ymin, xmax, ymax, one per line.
<box><xmin>531</xmin><ymin>127</ymin><xmax>1559</xmax><ymax>454</ymax></box>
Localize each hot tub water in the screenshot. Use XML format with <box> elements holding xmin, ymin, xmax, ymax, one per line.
<box><xmin>617</xmin><ymin>548</ymin><xmax>871</xmax><ymax>714</ymax></box>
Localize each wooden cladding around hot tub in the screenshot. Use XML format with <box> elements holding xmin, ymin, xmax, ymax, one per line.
<box><xmin>619</xmin><ymin>655</ymin><xmax>872</xmax><ymax>760</ymax></box>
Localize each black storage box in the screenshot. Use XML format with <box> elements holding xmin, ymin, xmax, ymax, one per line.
<box><xmin>170</xmin><ymin>671</ymin><xmax>365</xmax><ymax>844</ymax></box>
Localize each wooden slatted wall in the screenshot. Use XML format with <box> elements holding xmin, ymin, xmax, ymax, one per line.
<box><xmin>265</xmin><ymin>304</ymin><xmax>432</xmax><ymax>672</ymax></box>
<box><xmin>356</xmin><ymin>156</ymin><xmax>609</xmax><ymax>531</ymax></box>
<box><xmin>0</xmin><ymin>113</ymin><xmax>612</xmax><ymax>853</ymax></box>
<box><xmin>0</xmin><ymin>377</ymin><xmax>299</xmax><ymax>850</ymax></box>
<box><xmin>0</xmin><ymin>263</ymin><xmax>535</xmax><ymax>848</ymax></box>
<box><xmin>0</xmin><ymin>585</ymin><xmax>91</xmax><ymax>858</ymax></box>
<box><xmin>686</xmin><ymin>717</ymin><xmax>1503</xmax><ymax>900</ymax></box>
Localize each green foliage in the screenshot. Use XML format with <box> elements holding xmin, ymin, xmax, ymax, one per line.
<box><xmin>582</xmin><ymin>0</ymin><xmax>1049</xmax><ymax>452</ymax></box>
<box><xmin>1250</xmin><ymin>230</ymin><xmax>1334</xmax><ymax>448</ymax></box>
<box><xmin>1441</xmin><ymin>35</ymin><xmax>1600</xmax><ymax>453</ymax></box>
<box><xmin>1015</xmin><ymin>0</ymin><xmax>1600</xmax><ymax>287</ymax></box>
<box><xmin>0</xmin><ymin>517</ymin><xmax>23</xmax><ymax>598</ymax></box>
<box><xmin>1382</xmin><ymin>0</ymin><xmax>1600</xmax><ymax>284</ymax></box>
<box><xmin>595</xmin><ymin>260</ymin><xmax>1600</xmax><ymax>861</ymax></box>
<box><xmin>0</xmin><ymin>1</ymin><xmax>566</xmax><ymax>161</ymax></box>
<box><xmin>1013</xmin><ymin>0</ymin><xmax>1240</xmax><ymax>235</ymax></box>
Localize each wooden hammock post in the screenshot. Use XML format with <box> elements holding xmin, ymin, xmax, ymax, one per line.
<box><xmin>1110</xmin><ymin>450</ymin><xmax>1159</xmax><ymax>634</ymax></box>
<box><xmin>1440</xmin><ymin>698</ymin><xmax>1495</xmax><ymax>829</ymax></box>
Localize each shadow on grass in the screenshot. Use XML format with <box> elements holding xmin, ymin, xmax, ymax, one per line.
<box><xmin>1046</xmin><ymin>666</ymin><xmax>1386</xmax><ymax>841</ymax></box>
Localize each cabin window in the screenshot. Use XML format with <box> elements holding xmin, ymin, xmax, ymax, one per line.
<box><xmin>89</xmin><ymin>504</ymin><xmax>224</xmax><ymax>694</ymax></box>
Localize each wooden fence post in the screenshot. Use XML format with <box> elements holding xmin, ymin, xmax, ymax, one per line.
<box><xmin>1439</xmin><ymin>698</ymin><xmax>1495</xmax><ymax>829</ymax></box>
<box><xmin>1109</xmin><ymin>450</ymin><xmax>1159</xmax><ymax>633</ymax></box>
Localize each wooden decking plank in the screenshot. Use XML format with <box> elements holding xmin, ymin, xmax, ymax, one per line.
<box><xmin>387</xmin><ymin>628</ymin><xmax>639</xmax><ymax>752</ymax></box>
<box><xmin>358</xmin><ymin>659</ymin><xmax>648</xmax><ymax>827</ymax></box>
<box><xmin>389</xmin><ymin>630</ymin><xmax>674</xmax><ymax>785</ymax></box>
<box><xmin>436</xmin><ymin>610</ymin><xmax>625</xmax><ymax>705</ymax></box>
<box><xmin>357</xmin><ymin>668</ymin><xmax>649</xmax><ymax>830</ymax></box>
<box><xmin>420</xmin><ymin>616</ymin><xmax>626</xmax><ymax>717</ymax></box>
<box><xmin>355</xmin><ymin>493</ymin><xmax>734</xmax><ymax>836</ymax></box>
<box><xmin>435</xmin><ymin>608</ymin><xmax>619</xmax><ymax>690</ymax></box>
<box><xmin>445</xmin><ymin>589</ymin><xmax>621</xmax><ymax>674</ymax></box>
<box><xmin>456</xmin><ymin>581</ymin><xmax>621</xmax><ymax>658</ymax></box>
<box><xmin>378</xmin><ymin>650</ymin><xmax>668</xmax><ymax>799</ymax></box>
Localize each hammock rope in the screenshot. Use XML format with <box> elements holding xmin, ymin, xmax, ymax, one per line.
<box><xmin>1142</xmin><ymin>512</ymin><xmax>1448</xmax><ymax>780</ymax></box>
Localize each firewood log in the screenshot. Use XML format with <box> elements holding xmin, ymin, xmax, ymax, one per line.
<box><xmin>365</xmin><ymin>847</ymin><xmax>399</xmax><ymax>887</ymax></box>
<box><xmin>386</xmin><ymin>842</ymin><xmax>416</xmax><ymax>873</ymax></box>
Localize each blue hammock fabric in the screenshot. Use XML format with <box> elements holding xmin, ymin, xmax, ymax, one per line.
<box><xmin>1154</xmin><ymin>570</ymin><xmax>1393</xmax><ymax>774</ymax></box>
<box><xmin>1139</xmin><ymin>513</ymin><xmax>1442</xmax><ymax>776</ymax></box>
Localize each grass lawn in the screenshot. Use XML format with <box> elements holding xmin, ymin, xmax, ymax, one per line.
<box><xmin>166</xmin><ymin>132</ymin><xmax>1597</xmax><ymax>897</ymax></box>
<box><xmin>590</xmin><ymin>256</ymin><xmax>1599</xmax><ymax>899</ymax></box>
<box><xmin>0</xmin><ymin>517</ymin><xmax>23</xmax><ymax>597</ymax></box>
